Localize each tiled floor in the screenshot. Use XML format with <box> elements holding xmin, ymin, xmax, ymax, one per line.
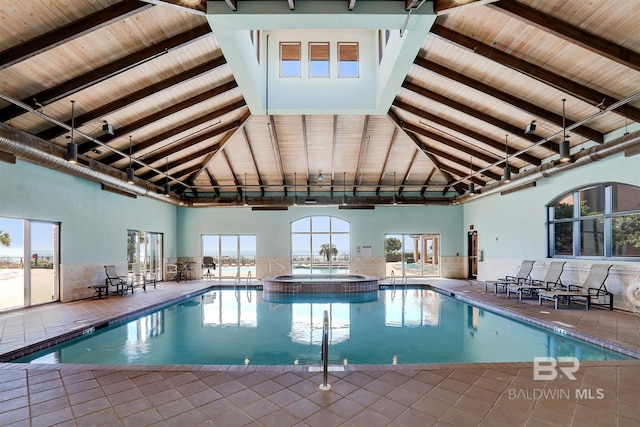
<box><xmin>1</xmin><ymin>279</ymin><xmax>639</xmax><ymax>427</ymax></box>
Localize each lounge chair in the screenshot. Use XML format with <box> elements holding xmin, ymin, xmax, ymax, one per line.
<box><xmin>507</xmin><ymin>261</ymin><xmax>565</xmax><ymax>300</ymax></box>
<box><xmin>538</xmin><ymin>264</ymin><xmax>613</xmax><ymax>310</ymax></box>
<box><xmin>104</xmin><ymin>265</ymin><xmax>134</xmax><ymax>295</ymax></box>
<box><xmin>484</xmin><ymin>260</ymin><xmax>535</xmax><ymax>294</ymax></box>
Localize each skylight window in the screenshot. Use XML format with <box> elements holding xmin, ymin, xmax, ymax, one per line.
<box><xmin>280</xmin><ymin>42</ymin><xmax>301</xmax><ymax>77</ymax></box>
<box><xmin>309</xmin><ymin>42</ymin><xmax>330</xmax><ymax>77</ymax></box>
<box><xmin>338</xmin><ymin>42</ymin><xmax>358</xmax><ymax>77</ymax></box>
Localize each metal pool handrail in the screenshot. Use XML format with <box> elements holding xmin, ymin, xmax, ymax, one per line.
<box><xmin>319</xmin><ymin>309</ymin><xmax>331</xmax><ymax>391</ymax></box>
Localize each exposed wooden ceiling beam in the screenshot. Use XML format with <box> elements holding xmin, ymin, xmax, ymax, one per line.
<box><xmin>388</xmin><ymin>109</ymin><xmax>465</xmax><ymax>195</ymax></box>
<box><xmin>376</xmin><ymin>127</ymin><xmax>398</xmax><ymax>196</ymax></box>
<box><xmin>433</xmin><ymin>0</ymin><xmax>498</xmax><ymax>15</ymax></box>
<box><xmin>420</xmin><ymin>168</ymin><xmax>437</xmax><ymax>195</ymax></box>
<box><xmin>488</xmin><ymin>1</ymin><xmax>640</xmax><ymax>73</ymax></box>
<box><xmin>430</xmin><ymin>24</ymin><xmax>640</xmax><ymax>125</ymax></box>
<box><xmin>398</xmin><ymin>149</ymin><xmax>419</xmax><ymax>195</ymax></box>
<box><xmin>100</xmin><ymin>99</ymin><xmax>246</xmax><ymax>164</ymax></box>
<box><xmin>221</xmin><ymin>150</ymin><xmax>243</xmax><ymax>197</ymax></box>
<box><xmin>242</xmin><ymin>127</ymin><xmax>265</xmax><ymax>196</ymax></box>
<box><xmin>413</xmin><ymin>56</ymin><xmax>604</xmax><ymax>144</ymax></box>
<box><xmin>37</xmin><ymin>56</ymin><xmax>227</xmax><ymax>141</ymax></box>
<box><xmin>401</xmin><ymin>121</ymin><xmax>518</xmax><ymax>173</ymax></box>
<box><xmin>348</xmin><ymin>0</ymin><xmax>357</xmax><ymax>11</ymax></box>
<box><xmin>189</xmin><ymin>110</ymin><xmax>251</xmax><ymax>184</ymax></box>
<box><xmin>352</xmin><ymin>116</ymin><xmax>370</xmax><ymax>195</ymax></box>
<box><xmin>206</xmin><ymin>169</ymin><xmax>221</xmax><ymax>198</ymax></box>
<box><xmin>78</xmin><ymin>81</ymin><xmax>240</xmax><ymax>154</ymax></box>
<box><xmin>0</xmin><ymin>1</ymin><xmax>153</xmax><ymax>70</ymax></box>
<box><xmin>0</xmin><ymin>24</ymin><xmax>213</xmax><ymax>123</ymax></box>
<box><xmin>402</xmin><ymin>81</ymin><xmax>554</xmax><ymax>156</ymax></box>
<box><xmin>393</xmin><ymin>99</ymin><xmax>541</xmax><ymax>166</ymax></box>
<box><xmin>224</xmin><ymin>0</ymin><xmax>238</xmax><ymax>12</ymax></box>
<box><xmin>141</xmin><ymin>0</ymin><xmax>206</xmax><ymax>14</ymax></box>
<box><xmin>139</xmin><ymin>121</ymin><xmax>239</xmax><ymax>167</ymax></box>
<box><xmin>288</xmin><ymin>1</ymin><xmax>296</xmax><ymax>10</ymax></box>
<box><xmin>268</xmin><ymin>116</ymin><xmax>286</xmax><ymax>190</ymax></box>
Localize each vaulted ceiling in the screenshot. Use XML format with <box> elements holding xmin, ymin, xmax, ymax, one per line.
<box><xmin>0</xmin><ymin>0</ymin><xmax>638</xmax><ymax>207</ymax></box>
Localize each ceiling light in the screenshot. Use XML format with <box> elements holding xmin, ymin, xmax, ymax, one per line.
<box><xmin>164</xmin><ymin>157</ymin><xmax>170</xmax><ymax>197</ymax></box>
<box><xmin>126</xmin><ymin>135</ymin><xmax>134</xmax><ymax>184</ymax></box>
<box><xmin>342</xmin><ymin>172</ymin><xmax>347</xmax><ymax>206</ymax></box>
<box><xmin>243</xmin><ymin>172</ymin><xmax>248</xmax><ymax>206</ymax></box>
<box><xmin>468</xmin><ymin>156</ymin><xmax>475</xmax><ymax>195</ymax></box>
<box><xmin>293</xmin><ymin>172</ymin><xmax>298</xmax><ymax>206</ymax></box>
<box><xmin>392</xmin><ymin>172</ymin><xmax>398</xmax><ymax>205</ymax></box>
<box><xmin>66</xmin><ymin>100</ymin><xmax>77</xmax><ymax>163</ymax></box>
<box><xmin>503</xmin><ymin>134</ymin><xmax>511</xmax><ymax>182</ymax></box>
<box><xmin>559</xmin><ymin>99</ymin><xmax>571</xmax><ymax>163</ymax></box>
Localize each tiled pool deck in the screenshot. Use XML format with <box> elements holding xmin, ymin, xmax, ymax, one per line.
<box><xmin>1</xmin><ymin>278</ymin><xmax>639</xmax><ymax>426</ymax></box>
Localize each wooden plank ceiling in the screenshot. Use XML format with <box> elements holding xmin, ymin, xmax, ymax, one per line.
<box><xmin>0</xmin><ymin>0</ymin><xmax>638</xmax><ymax>207</ymax></box>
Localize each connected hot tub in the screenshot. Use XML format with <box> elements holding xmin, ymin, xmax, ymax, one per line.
<box><xmin>262</xmin><ymin>274</ymin><xmax>379</xmax><ymax>294</ymax></box>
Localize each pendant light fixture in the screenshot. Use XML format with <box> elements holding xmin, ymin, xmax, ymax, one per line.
<box><xmin>342</xmin><ymin>172</ymin><xmax>347</xmax><ymax>206</ymax></box>
<box><xmin>126</xmin><ymin>135</ymin><xmax>135</xmax><ymax>184</ymax></box>
<box><xmin>66</xmin><ymin>100</ymin><xmax>77</xmax><ymax>163</ymax></box>
<box><xmin>392</xmin><ymin>172</ymin><xmax>398</xmax><ymax>205</ymax></box>
<box><xmin>468</xmin><ymin>156</ymin><xmax>475</xmax><ymax>195</ymax></box>
<box><xmin>164</xmin><ymin>157</ymin><xmax>170</xmax><ymax>197</ymax></box>
<box><xmin>502</xmin><ymin>134</ymin><xmax>511</xmax><ymax>182</ymax></box>
<box><xmin>559</xmin><ymin>98</ymin><xmax>571</xmax><ymax>162</ymax></box>
<box><xmin>293</xmin><ymin>172</ymin><xmax>298</xmax><ymax>206</ymax></box>
<box><xmin>243</xmin><ymin>173</ymin><xmax>248</xmax><ymax>206</ymax></box>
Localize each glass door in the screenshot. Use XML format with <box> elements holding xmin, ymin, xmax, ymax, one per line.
<box><xmin>0</xmin><ymin>218</ymin><xmax>25</xmax><ymax>311</ymax></box>
<box><xmin>127</xmin><ymin>230</ymin><xmax>163</xmax><ymax>282</ymax></box>
<box><xmin>30</xmin><ymin>222</ymin><xmax>59</xmax><ymax>305</ymax></box>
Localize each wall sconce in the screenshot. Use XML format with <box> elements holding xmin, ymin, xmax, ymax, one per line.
<box><xmin>317</xmin><ymin>173</ymin><xmax>323</xmax><ymax>187</ymax></box>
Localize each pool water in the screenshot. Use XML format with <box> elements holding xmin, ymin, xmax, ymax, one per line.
<box><xmin>15</xmin><ymin>288</ymin><xmax>631</xmax><ymax>365</ymax></box>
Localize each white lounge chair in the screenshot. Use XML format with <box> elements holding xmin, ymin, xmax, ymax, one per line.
<box><xmin>507</xmin><ymin>261</ymin><xmax>565</xmax><ymax>300</ymax></box>
<box><xmin>538</xmin><ymin>264</ymin><xmax>613</xmax><ymax>310</ymax></box>
<box><xmin>484</xmin><ymin>260</ymin><xmax>535</xmax><ymax>294</ymax></box>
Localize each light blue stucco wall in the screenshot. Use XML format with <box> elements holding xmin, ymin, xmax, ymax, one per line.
<box><xmin>177</xmin><ymin>204</ymin><xmax>463</xmax><ymax>260</ymax></box>
<box><xmin>0</xmin><ymin>159</ymin><xmax>178</xmax><ymax>270</ymax></box>
<box><xmin>463</xmin><ymin>151</ymin><xmax>640</xmax><ymax>280</ymax></box>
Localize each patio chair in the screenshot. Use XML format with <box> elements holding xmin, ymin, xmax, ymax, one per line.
<box><xmin>104</xmin><ymin>265</ymin><xmax>134</xmax><ymax>295</ymax></box>
<box><xmin>130</xmin><ymin>263</ymin><xmax>146</xmax><ymax>291</ymax></box>
<box><xmin>165</xmin><ymin>263</ymin><xmax>178</xmax><ymax>282</ymax></box>
<box><xmin>483</xmin><ymin>260</ymin><xmax>535</xmax><ymax>294</ymax></box>
<box><xmin>507</xmin><ymin>261</ymin><xmax>565</xmax><ymax>300</ymax></box>
<box><xmin>538</xmin><ymin>264</ymin><xmax>613</xmax><ymax>310</ymax></box>
<box><xmin>202</xmin><ymin>256</ymin><xmax>216</xmax><ymax>279</ymax></box>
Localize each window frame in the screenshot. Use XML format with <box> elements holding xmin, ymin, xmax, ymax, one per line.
<box><xmin>548</xmin><ymin>183</ymin><xmax>640</xmax><ymax>260</ymax></box>
<box><xmin>337</xmin><ymin>42</ymin><xmax>359</xmax><ymax>78</ymax></box>
<box><xmin>280</xmin><ymin>42</ymin><xmax>301</xmax><ymax>78</ymax></box>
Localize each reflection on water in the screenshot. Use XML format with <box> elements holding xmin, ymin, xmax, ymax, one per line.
<box><xmin>16</xmin><ymin>289</ymin><xmax>631</xmax><ymax>366</ymax></box>
<box><xmin>201</xmin><ymin>290</ymin><xmax>257</xmax><ymax>327</ymax></box>
<box><xmin>385</xmin><ymin>288</ymin><xmax>440</xmax><ymax>327</ymax></box>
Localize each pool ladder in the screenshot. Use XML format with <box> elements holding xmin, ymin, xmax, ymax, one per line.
<box><xmin>319</xmin><ymin>309</ymin><xmax>331</xmax><ymax>391</ymax></box>
<box><xmin>234</xmin><ymin>271</ymin><xmax>253</xmax><ymax>301</ymax></box>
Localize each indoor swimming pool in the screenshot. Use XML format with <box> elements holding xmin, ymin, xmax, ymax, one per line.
<box><xmin>14</xmin><ymin>288</ymin><xmax>632</xmax><ymax>366</ymax></box>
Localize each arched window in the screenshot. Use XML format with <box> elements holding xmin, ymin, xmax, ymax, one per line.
<box><xmin>291</xmin><ymin>216</ymin><xmax>350</xmax><ymax>274</ymax></box>
<box><xmin>548</xmin><ymin>183</ymin><xmax>640</xmax><ymax>259</ymax></box>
